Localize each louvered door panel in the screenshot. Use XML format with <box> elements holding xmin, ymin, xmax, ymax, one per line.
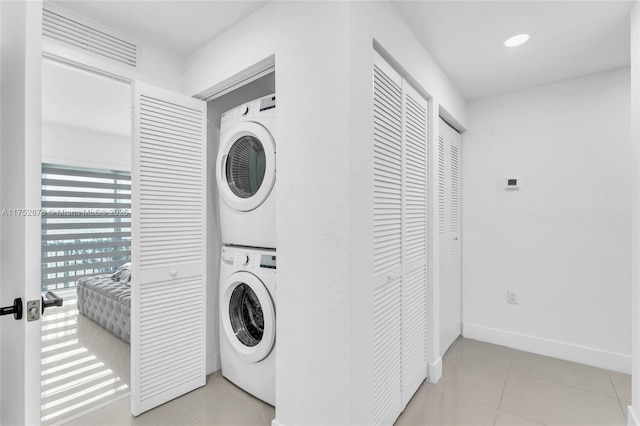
<box><xmin>450</xmin><ymin>143</ymin><xmax>460</xmax><ymax>234</ymax></box>
<box><xmin>373</xmin><ymin>276</ymin><xmax>402</xmax><ymax>426</ymax></box>
<box><xmin>402</xmin><ymin>265</ymin><xmax>426</xmax><ymax>401</ymax></box>
<box><xmin>403</xmin><ymin>87</ymin><xmax>427</xmax><ymax>265</ymax></box>
<box><xmin>132</xmin><ymin>82</ymin><xmax>206</xmax><ymax>415</ymax></box>
<box><xmin>438</xmin><ymin>136</ymin><xmax>446</xmax><ymax>235</ymax></box>
<box><xmin>401</xmin><ymin>83</ymin><xmax>428</xmax><ymax>408</ymax></box>
<box><xmin>373</xmin><ymin>64</ymin><xmax>402</xmax><ymax>277</ymax></box>
<box><xmin>438</xmin><ymin>118</ymin><xmax>462</xmax><ymax>357</ymax></box>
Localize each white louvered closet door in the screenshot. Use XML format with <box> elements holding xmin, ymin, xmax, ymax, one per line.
<box><xmin>438</xmin><ymin>118</ymin><xmax>462</xmax><ymax>357</ymax></box>
<box><xmin>401</xmin><ymin>82</ymin><xmax>427</xmax><ymax>408</ymax></box>
<box><xmin>131</xmin><ymin>82</ymin><xmax>207</xmax><ymax>415</ymax></box>
<box><xmin>373</xmin><ymin>55</ymin><xmax>403</xmax><ymax>426</ymax></box>
<box><xmin>372</xmin><ymin>53</ymin><xmax>429</xmax><ymax>425</ymax></box>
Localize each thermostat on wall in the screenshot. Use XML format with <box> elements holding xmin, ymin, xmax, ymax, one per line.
<box><xmin>505</xmin><ymin>177</ymin><xmax>520</xmax><ymax>190</ymax></box>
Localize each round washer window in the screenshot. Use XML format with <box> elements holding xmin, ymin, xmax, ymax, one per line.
<box><xmin>229</xmin><ymin>283</ymin><xmax>264</xmax><ymax>347</ymax></box>
<box><xmin>226</xmin><ymin>136</ymin><xmax>266</xmax><ymax>199</ymax></box>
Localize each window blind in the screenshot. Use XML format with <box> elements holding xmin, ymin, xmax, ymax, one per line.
<box><xmin>41</xmin><ymin>164</ymin><xmax>131</xmax><ymax>291</ymax></box>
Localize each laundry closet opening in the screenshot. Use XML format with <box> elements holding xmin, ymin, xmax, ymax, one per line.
<box><xmin>204</xmin><ymin>70</ymin><xmax>276</xmax><ymax>379</ymax></box>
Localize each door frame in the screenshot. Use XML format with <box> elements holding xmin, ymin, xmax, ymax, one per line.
<box><xmin>0</xmin><ymin>2</ymin><xmax>44</xmax><ymax>425</ymax></box>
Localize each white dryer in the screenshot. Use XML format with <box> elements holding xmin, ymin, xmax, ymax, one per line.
<box><xmin>219</xmin><ymin>245</ymin><xmax>276</xmax><ymax>406</ymax></box>
<box><xmin>217</xmin><ymin>94</ymin><xmax>276</xmax><ymax>249</ymax></box>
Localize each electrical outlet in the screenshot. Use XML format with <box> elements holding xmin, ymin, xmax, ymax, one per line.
<box><xmin>507</xmin><ymin>289</ymin><xmax>518</xmax><ymax>304</ymax></box>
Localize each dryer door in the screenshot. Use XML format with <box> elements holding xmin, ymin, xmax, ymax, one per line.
<box><xmin>221</xmin><ymin>271</ymin><xmax>275</xmax><ymax>363</ymax></box>
<box><xmin>217</xmin><ymin>122</ymin><xmax>276</xmax><ymax>212</ymax></box>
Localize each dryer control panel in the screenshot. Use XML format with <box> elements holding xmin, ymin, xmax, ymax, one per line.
<box><xmin>220</xmin><ymin>93</ymin><xmax>276</xmax><ymax>132</ymax></box>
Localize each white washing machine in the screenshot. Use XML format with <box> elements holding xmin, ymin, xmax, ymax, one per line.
<box><xmin>217</xmin><ymin>94</ymin><xmax>276</xmax><ymax>249</ymax></box>
<box><xmin>219</xmin><ymin>245</ymin><xmax>276</xmax><ymax>406</ymax></box>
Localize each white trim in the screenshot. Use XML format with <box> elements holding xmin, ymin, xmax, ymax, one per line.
<box><xmin>426</xmin><ymin>357</ymin><xmax>442</xmax><ymax>384</ymax></box>
<box><xmin>43</xmin><ymin>39</ymin><xmax>180</xmax><ymax>91</ymax></box>
<box><xmin>197</xmin><ymin>55</ymin><xmax>275</xmax><ymax>101</ymax></box>
<box><xmin>271</xmin><ymin>419</ymin><xmax>286</xmax><ymax>426</ymax></box>
<box><xmin>629</xmin><ymin>405</ymin><xmax>639</xmax><ymax>426</ymax></box>
<box><xmin>463</xmin><ymin>322</ymin><xmax>631</xmax><ymax>374</ymax></box>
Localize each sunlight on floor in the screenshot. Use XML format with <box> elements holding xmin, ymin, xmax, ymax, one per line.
<box><xmin>40</xmin><ymin>293</ymin><xmax>130</xmax><ymax>426</ymax></box>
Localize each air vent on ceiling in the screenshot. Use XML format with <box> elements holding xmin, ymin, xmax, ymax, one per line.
<box><xmin>42</xmin><ymin>7</ymin><xmax>137</xmax><ymax>68</ymax></box>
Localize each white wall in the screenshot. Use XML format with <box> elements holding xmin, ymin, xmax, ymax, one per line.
<box><xmin>185</xmin><ymin>3</ymin><xmax>353</xmax><ymax>424</ymax></box>
<box><xmin>184</xmin><ymin>2</ymin><xmax>466</xmax><ymax>424</ymax></box>
<box><xmin>629</xmin><ymin>2</ymin><xmax>640</xmax><ymax>424</ymax></box>
<box><xmin>462</xmin><ymin>68</ymin><xmax>631</xmax><ymax>373</ymax></box>
<box><xmin>204</xmin><ymin>73</ymin><xmax>275</xmax><ymax>375</ymax></box>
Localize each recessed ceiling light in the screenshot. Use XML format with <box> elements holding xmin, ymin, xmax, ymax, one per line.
<box><xmin>504</xmin><ymin>34</ymin><xmax>530</xmax><ymax>47</ymax></box>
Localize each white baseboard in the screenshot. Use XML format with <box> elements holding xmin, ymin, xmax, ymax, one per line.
<box><xmin>206</xmin><ymin>352</ymin><xmax>221</xmax><ymax>375</ymax></box>
<box><xmin>271</xmin><ymin>418</ymin><xmax>285</xmax><ymax>426</ymax></box>
<box><xmin>463</xmin><ymin>323</ymin><xmax>631</xmax><ymax>374</ymax></box>
<box><xmin>427</xmin><ymin>357</ymin><xmax>442</xmax><ymax>383</ymax></box>
<box><xmin>629</xmin><ymin>405</ymin><xmax>639</xmax><ymax>426</ymax></box>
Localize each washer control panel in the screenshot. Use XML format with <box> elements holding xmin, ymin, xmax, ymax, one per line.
<box><xmin>221</xmin><ymin>246</ymin><xmax>276</xmax><ymax>270</ymax></box>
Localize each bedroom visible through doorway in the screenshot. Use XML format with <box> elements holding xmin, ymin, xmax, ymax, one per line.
<box><xmin>40</xmin><ymin>58</ymin><xmax>132</xmax><ymax>425</ymax></box>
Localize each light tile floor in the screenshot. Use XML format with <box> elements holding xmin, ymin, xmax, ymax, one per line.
<box><xmin>396</xmin><ymin>338</ymin><xmax>631</xmax><ymax>426</ymax></box>
<box><xmin>49</xmin><ymin>306</ymin><xmax>631</xmax><ymax>426</ymax></box>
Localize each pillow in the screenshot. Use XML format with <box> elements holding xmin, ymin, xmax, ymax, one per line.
<box><xmin>112</xmin><ymin>262</ymin><xmax>132</xmax><ymax>285</ymax></box>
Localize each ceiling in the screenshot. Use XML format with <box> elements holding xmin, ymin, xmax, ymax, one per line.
<box><xmin>393</xmin><ymin>1</ymin><xmax>633</xmax><ymax>100</ymax></box>
<box><xmin>49</xmin><ymin>0</ymin><xmax>633</xmax><ymax>101</ymax></box>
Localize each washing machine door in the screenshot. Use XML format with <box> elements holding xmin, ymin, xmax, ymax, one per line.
<box><xmin>221</xmin><ymin>271</ymin><xmax>275</xmax><ymax>363</ymax></box>
<box><xmin>217</xmin><ymin>122</ymin><xmax>275</xmax><ymax>212</ymax></box>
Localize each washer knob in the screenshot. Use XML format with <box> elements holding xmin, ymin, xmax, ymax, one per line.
<box><xmin>240</xmin><ymin>254</ymin><xmax>249</xmax><ymax>265</ymax></box>
<box><xmin>241</xmin><ymin>105</ymin><xmax>249</xmax><ymax>116</ymax></box>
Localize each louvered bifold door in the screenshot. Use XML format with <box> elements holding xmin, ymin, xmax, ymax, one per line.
<box><xmin>372</xmin><ymin>54</ymin><xmax>403</xmax><ymax>426</ymax></box>
<box><xmin>401</xmin><ymin>82</ymin><xmax>428</xmax><ymax>408</ymax></box>
<box><xmin>438</xmin><ymin>118</ymin><xmax>462</xmax><ymax>357</ymax></box>
<box><xmin>131</xmin><ymin>82</ymin><xmax>207</xmax><ymax>415</ymax></box>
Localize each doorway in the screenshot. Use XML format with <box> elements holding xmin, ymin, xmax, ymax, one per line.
<box><xmin>40</xmin><ymin>58</ymin><xmax>132</xmax><ymax>425</ymax></box>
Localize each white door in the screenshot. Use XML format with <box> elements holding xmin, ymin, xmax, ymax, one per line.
<box><xmin>371</xmin><ymin>53</ymin><xmax>429</xmax><ymax>423</ymax></box>
<box><xmin>131</xmin><ymin>82</ymin><xmax>207</xmax><ymax>415</ymax></box>
<box><xmin>438</xmin><ymin>118</ymin><xmax>462</xmax><ymax>356</ymax></box>
<box><xmin>401</xmin><ymin>83</ymin><xmax>427</xmax><ymax>408</ymax></box>
<box><xmin>0</xmin><ymin>2</ymin><xmax>43</xmax><ymax>425</ymax></box>
<box><xmin>372</xmin><ymin>55</ymin><xmax>403</xmax><ymax>426</ymax></box>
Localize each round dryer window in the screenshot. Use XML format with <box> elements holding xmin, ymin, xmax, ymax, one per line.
<box><xmin>226</xmin><ymin>136</ymin><xmax>266</xmax><ymax>199</ymax></box>
<box><xmin>229</xmin><ymin>283</ymin><xmax>264</xmax><ymax>347</ymax></box>
<box><xmin>217</xmin><ymin>122</ymin><xmax>276</xmax><ymax>212</ymax></box>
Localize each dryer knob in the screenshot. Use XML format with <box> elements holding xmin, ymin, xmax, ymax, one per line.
<box><xmin>240</xmin><ymin>254</ymin><xmax>249</xmax><ymax>265</ymax></box>
<box><xmin>241</xmin><ymin>105</ymin><xmax>249</xmax><ymax>116</ymax></box>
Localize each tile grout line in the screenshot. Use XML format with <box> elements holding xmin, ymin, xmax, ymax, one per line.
<box><xmin>509</xmin><ymin>368</ymin><xmax>622</xmax><ymax>402</ymax></box>
<box><xmin>609</xmin><ymin>372</ymin><xmax>629</xmax><ymax>421</ymax></box>
<box><xmin>493</xmin><ymin>354</ymin><xmax>513</xmax><ymax>426</ymax></box>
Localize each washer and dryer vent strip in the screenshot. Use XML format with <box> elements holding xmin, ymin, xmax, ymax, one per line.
<box><xmin>260</xmin><ymin>96</ymin><xmax>276</xmax><ymax>111</ymax></box>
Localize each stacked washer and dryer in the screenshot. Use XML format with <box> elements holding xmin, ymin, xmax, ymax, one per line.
<box><xmin>216</xmin><ymin>94</ymin><xmax>277</xmax><ymax>406</ymax></box>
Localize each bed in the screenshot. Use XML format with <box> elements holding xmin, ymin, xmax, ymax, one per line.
<box><xmin>76</xmin><ymin>263</ymin><xmax>132</xmax><ymax>344</ymax></box>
